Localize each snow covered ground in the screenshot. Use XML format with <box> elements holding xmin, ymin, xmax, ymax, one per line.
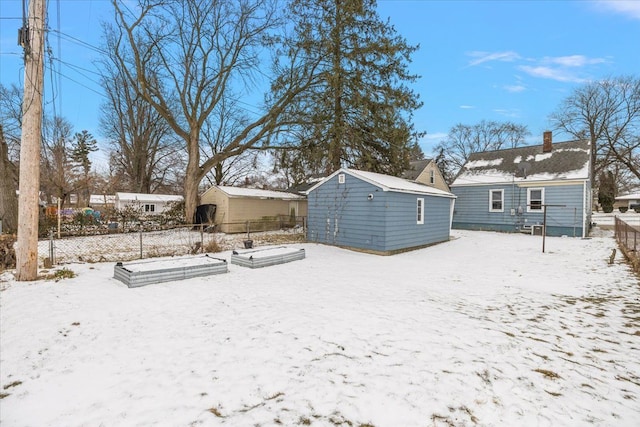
<box><xmin>1</xmin><ymin>229</ymin><xmax>639</xmax><ymax>427</ymax></box>
<box><xmin>592</xmin><ymin>210</ymin><xmax>640</xmax><ymax>228</ymax></box>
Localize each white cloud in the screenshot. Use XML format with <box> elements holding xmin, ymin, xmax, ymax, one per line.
<box><xmin>493</xmin><ymin>108</ymin><xmax>521</xmax><ymax>118</ymax></box>
<box><xmin>518</xmin><ymin>65</ymin><xmax>588</xmax><ymax>83</ymax></box>
<box><xmin>423</xmin><ymin>132</ymin><xmax>448</xmax><ymax>142</ymax></box>
<box><xmin>466</xmin><ymin>51</ymin><xmax>520</xmax><ymax>66</ymax></box>
<box><xmin>504</xmin><ymin>84</ymin><xmax>526</xmax><ymax>93</ymax></box>
<box><xmin>591</xmin><ymin>0</ymin><xmax>640</xmax><ymax>20</ymax></box>
<box><xmin>543</xmin><ymin>55</ymin><xmax>606</xmax><ymax>67</ymax></box>
<box><xmin>459</xmin><ymin>105</ymin><xmax>475</xmax><ymax>109</ymax></box>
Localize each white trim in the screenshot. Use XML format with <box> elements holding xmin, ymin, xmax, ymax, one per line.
<box><xmin>489</xmin><ymin>189</ymin><xmax>504</xmax><ymax>212</ymax></box>
<box><xmin>417</xmin><ymin>198</ymin><xmax>424</xmax><ymax>224</ymax></box>
<box><xmin>451</xmin><ymin>179</ymin><xmax>587</xmax><ymax>188</ymax></box>
<box><xmin>527</xmin><ymin>187</ymin><xmax>544</xmax><ymax>212</ymax></box>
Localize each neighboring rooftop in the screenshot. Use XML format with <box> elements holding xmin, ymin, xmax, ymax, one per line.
<box><xmin>452</xmin><ymin>139</ymin><xmax>591</xmax><ymax>186</ymax></box>
<box><xmin>215</xmin><ymin>186</ymin><xmax>305</xmax><ymax>200</ymax></box>
<box><xmin>116</xmin><ymin>192</ymin><xmax>184</xmax><ymax>202</ymax></box>
<box><xmin>309</xmin><ymin>168</ymin><xmax>454</xmax><ymax>198</ymax></box>
<box><xmin>401</xmin><ymin>159</ymin><xmax>433</xmax><ymax>181</ymax></box>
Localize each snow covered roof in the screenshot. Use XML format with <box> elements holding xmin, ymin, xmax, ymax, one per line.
<box><xmin>451</xmin><ymin>139</ymin><xmax>591</xmax><ymax>186</ymax></box>
<box><xmin>116</xmin><ymin>192</ymin><xmax>184</xmax><ymax>203</ymax></box>
<box><xmin>214</xmin><ymin>186</ymin><xmax>305</xmax><ymax>200</ymax></box>
<box><xmin>89</xmin><ymin>194</ymin><xmax>116</xmax><ymax>205</ymax></box>
<box><xmin>308</xmin><ymin>168</ymin><xmax>455</xmax><ymax>198</ymax></box>
<box><xmin>615</xmin><ymin>193</ymin><xmax>640</xmax><ymax>201</ymax></box>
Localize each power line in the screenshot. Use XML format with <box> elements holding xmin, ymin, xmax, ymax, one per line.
<box><xmin>48</xmin><ymin>29</ymin><xmax>107</xmax><ymax>55</ymax></box>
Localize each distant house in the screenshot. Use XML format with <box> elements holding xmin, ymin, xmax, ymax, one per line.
<box><xmin>305</xmin><ymin>168</ymin><xmax>456</xmax><ymax>254</ymax></box>
<box><xmin>615</xmin><ymin>193</ymin><xmax>640</xmax><ymax>211</ymax></box>
<box><xmin>450</xmin><ymin>132</ymin><xmax>592</xmax><ymax>237</ymax></box>
<box><xmin>89</xmin><ymin>194</ymin><xmax>116</xmax><ymax>209</ymax></box>
<box><xmin>115</xmin><ymin>192</ymin><xmax>183</xmax><ymax>215</ymax></box>
<box><xmin>401</xmin><ymin>158</ymin><xmax>450</xmax><ymax>192</ymax></box>
<box><xmin>199</xmin><ymin>185</ymin><xmax>307</xmax><ymax>233</ymax></box>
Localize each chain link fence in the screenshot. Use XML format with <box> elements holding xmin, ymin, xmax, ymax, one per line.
<box><xmin>39</xmin><ymin>216</ymin><xmax>306</xmax><ymax>265</ymax></box>
<box><xmin>614</xmin><ymin>216</ymin><xmax>639</xmax><ymax>274</ymax></box>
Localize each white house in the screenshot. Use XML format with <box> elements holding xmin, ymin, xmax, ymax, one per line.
<box><xmin>615</xmin><ymin>193</ymin><xmax>640</xmax><ymax>211</ymax></box>
<box><xmin>89</xmin><ymin>194</ymin><xmax>116</xmax><ymax>209</ymax></box>
<box><xmin>115</xmin><ymin>192</ymin><xmax>183</xmax><ymax>215</ymax></box>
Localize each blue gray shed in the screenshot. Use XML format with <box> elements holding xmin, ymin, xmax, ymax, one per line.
<box><xmin>305</xmin><ymin>168</ymin><xmax>456</xmax><ymax>254</ymax></box>
<box><xmin>450</xmin><ymin>133</ymin><xmax>592</xmax><ymax>237</ymax></box>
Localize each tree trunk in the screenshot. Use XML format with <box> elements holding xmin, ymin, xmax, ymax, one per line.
<box><xmin>183</xmin><ymin>130</ymin><xmax>201</xmax><ymax>224</ymax></box>
<box><xmin>16</xmin><ymin>0</ymin><xmax>45</xmax><ymax>280</ymax></box>
<box><xmin>0</xmin><ymin>126</ymin><xmax>18</xmax><ymax>234</ymax></box>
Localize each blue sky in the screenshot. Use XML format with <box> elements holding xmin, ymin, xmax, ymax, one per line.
<box><xmin>1</xmin><ymin>0</ymin><xmax>639</xmax><ymax>162</ymax></box>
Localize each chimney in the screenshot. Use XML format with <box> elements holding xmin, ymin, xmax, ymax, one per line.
<box><xmin>543</xmin><ymin>131</ymin><xmax>552</xmax><ymax>153</ymax></box>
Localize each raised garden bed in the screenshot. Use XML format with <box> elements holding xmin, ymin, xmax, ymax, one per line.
<box><xmin>231</xmin><ymin>246</ymin><xmax>305</xmax><ymax>269</ymax></box>
<box><xmin>114</xmin><ymin>255</ymin><xmax>228</xmax><ymax>288</ymax></box>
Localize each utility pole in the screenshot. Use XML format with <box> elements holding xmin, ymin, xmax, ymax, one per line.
<box><xmin>16</xmin><ymin>0</ymin><xmax>46</xmax><ymax>280</ymax></box>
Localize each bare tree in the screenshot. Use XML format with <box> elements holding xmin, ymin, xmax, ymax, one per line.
<box><xmin>433</xmin><ymin>120</ymin><xmax>530</xmax><ymax>183</ymax></box>
<box><xmin>99</xmin><ymin>38</ymin><xmax>181</xmax><ymax>194</ymax></box>
<box><xmin>199</xmin><ymin>98</ymin><xmax>260</xmax><ymax>187</ymax></box>
<box><xmin>40</xmin><ymin>116</ymin><xmax>76</xmax><ymax>208</ymax></box>
<box><xmin>549</xmin><ymin>75</ymin><xmax>640</xmax><ymax>182</ymax></box>
<box><xmin>0</xmin><ymin>84</ymin><xmax>22</xmax><ymax>233</ymax></box>
<box><xmin>109</xmin><ymin>0</ymin><xmax>321</xmax><ymax>222</ymax></box>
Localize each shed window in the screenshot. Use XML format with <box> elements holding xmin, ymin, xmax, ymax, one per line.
<box><xmin>338</xmin><ymin>173</ymin><xmax>345</xmax><ymax>184</ymax></box>
<box><xmin>417</xmin><ymin>198</ymin><xmax>424</xmax><ymax>224</ymax></box>
<box><xmin>489</xmin><ymin>189</ymin><xmax>504</xmax><ymax>212</ymax></box>
<box><xmin>144</xmin><ymin>204</ymin><xmax>155</xmax><ymax>213</ymax></box>
<box><xmin>527</xmin><ymin>188</ymin><xmax>544</xmax><ymax>211</ymax></box>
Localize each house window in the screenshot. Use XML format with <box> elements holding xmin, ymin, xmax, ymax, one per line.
<box><xmin>527</xmin><ymin>188</ymin><xmax>544</xmax><ymax>212</ymax></box>
<box><xmin>417</xmin><ymin>198</ymin><xmax>424</xmax><ymax>224</ymax></box>
<box><xmin>429</xmin><ymin>170</ymin><xmax>435</xmax><ymax>184</ymax></box>
<box><xmin>144</xmin><ymin>204</ymin><xmax>155</xmax><ymax>213</ymax></box>
<box><xmin>489</xmin><ymin>189</ymin><xmax>504</xmax><ymax>212</ymax></box>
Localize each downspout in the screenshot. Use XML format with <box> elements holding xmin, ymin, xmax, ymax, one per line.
<box><xmin>582</xmin><ymin>180</ymin><xmax>587</xmax><ymax>238</ymax></box>
<box><xmin>449</xmin><ymin>197</ymin><xmax>456</xmax><ymax>231</ymax></box>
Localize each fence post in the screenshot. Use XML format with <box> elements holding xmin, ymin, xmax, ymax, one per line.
<box><xmin>49</xmin><ymin>229</ymin><xmax>55</xmax><ymax>266</ymax></box>
<box><xmin>139</xmin><ymin>226</ymin><xmax>143</xmax><ymax>259</ymax></box>
<box><xmin>200</xmin><ymin>224</ymin><xmax>204</xmax><ymax>253</ymax></box>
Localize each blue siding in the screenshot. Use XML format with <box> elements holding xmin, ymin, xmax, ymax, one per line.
<box><xmin>452</xmin><ymin>183</ymin><xmax>587</xmax><ymax>237</ymax></box>
<box><xmin>307</xmin><ymin>172</ymin><xmax>452</xmax><ymax>252</ymax></box>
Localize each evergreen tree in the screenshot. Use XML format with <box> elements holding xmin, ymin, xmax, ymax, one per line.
<box><xmin>278</xmin><ymin>0</ymin><xmax>423</xmax><ymax>177</ymax></box>
<box><xmin>597</xmin><ymin>170</ymin><xmax>616</xmax><ymax>213</ymax></box>
<box><xmin>71</xmin><ymin>130</ymin><xmax>98</xmax><ymax>206</ymax></box>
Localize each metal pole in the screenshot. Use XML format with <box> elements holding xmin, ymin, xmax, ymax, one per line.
<box><xmin>200</xmin><ymin>224</ymin><xmax>204</xmax><ymax>253</ymax></box>
<box><xmin>139</xmin><ymin>226</ymin><xmax>143</xmax><ymax>259</ymax></box>
<box><xmin>542</xmin><ymin>206</ymin><xmax>547</xmax><ymax>253</ymax></box>
<box><xmin>58</xmin><ymin>197</ymin><xmax>62</xmax><ymax>239</ymax></box>
<box><xmin>49</xmin><ymin>229</ymin><xmax>54</xmax><ymax>265</ymax></box>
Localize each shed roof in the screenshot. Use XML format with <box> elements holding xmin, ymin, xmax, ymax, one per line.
<box><xmin>116</xmin><ymin>192</ymin><xmax>184</xmax><ymax>203</ymax></box>
<box><xmin>451</xmin><ymin>139</ymin><xmax>590</xmax><ymax>186</ymax></box>
<box><xmin>308</xmin><ymin>168</ymin><xmax>455</xmax><ymax>198</ymax></box>
<box><xmin>213</xmin><ymin>186</ymin><xmax>305</xmax><ymax>200</ymax></box>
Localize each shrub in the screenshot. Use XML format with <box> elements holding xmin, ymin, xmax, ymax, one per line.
<box><xmin>619</xmin><ymin>206</ymin><xmax>628</xmax><ymax>213</ymax></box>
<box><xmin>602</xmin><ymin>204</ymin><xmax>614</xmax><ymax>213</ymax></box>
<box><xmin>203</xmin><ymin>238</ymin><xmax>222</xmax><ymax>253</ymax></box>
